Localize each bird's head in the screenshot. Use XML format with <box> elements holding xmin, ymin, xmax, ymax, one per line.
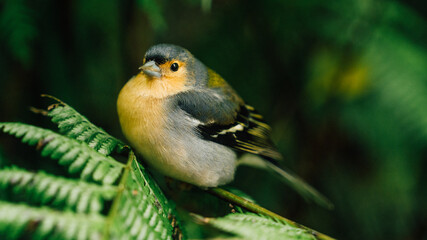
<box><xmin>139</xmin><ymin>44</ymin><xmax>208</xmax><ymax>88</ymax></box>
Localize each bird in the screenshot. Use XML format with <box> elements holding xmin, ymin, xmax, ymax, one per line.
<box><xmin>117</xmin><ymin>43</ymin><xmax>331</xmax><ymax>208</ymax></box>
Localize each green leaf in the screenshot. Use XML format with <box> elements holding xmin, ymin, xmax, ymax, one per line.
<box><xmin>45</xmin><ymin>99</ymin><xmax>126</xmax><ymax>155</ymax></box>
<box><xmin>0</xmin><ymin>201</ymin><xmax>106</xmax><ymax>240</ymax></box>
<box><xmin>0</xmin><ymin>167</ymin><xmax>117</xmax><ymax>213</ymax></box>
<box><xmin>0</xmin><ymin>122</ymin><xmax>124</xmax><ymax>185</ymax></box>
<box><xmin>106</xmin><ymin>152</ymin><xmax>183</xmax><ymax>240</ymax></box>
<box><xmin>44</xmin><ymin>97</ymin><xmax>183</xmax><ymax>239</ymax></box>
<box><xmin>202</xmin><ymin>213</ymin><xmax>316</xmax><ymax>240</ymax></box>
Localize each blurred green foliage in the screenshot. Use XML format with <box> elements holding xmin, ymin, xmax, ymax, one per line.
<box><xmin>1</xmin><ymin>0</ymin><xmax>426</xmax><ymax>239</ymax></box>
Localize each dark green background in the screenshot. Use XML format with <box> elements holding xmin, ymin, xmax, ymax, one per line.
<box><xmin>1</xmin><ymin>0</ymin><xmax>426</xmax><ymax>239</ymax></box>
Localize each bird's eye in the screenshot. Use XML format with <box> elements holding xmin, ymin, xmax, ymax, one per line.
<box><xmin>170</xmin><ymin>63</ymin><xmax>179</xmax><ymax>72</ymax></box>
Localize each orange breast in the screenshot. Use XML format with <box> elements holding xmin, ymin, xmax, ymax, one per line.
<box><xmin>117</xmin><ymin>74</ymin><xmax>168</xmax><ymax>157</ymax></box>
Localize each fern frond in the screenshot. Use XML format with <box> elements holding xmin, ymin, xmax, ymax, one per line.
<box><xmin>0</xmin><ymin>201</ymin><xmax>105</xmax><ymax>240</ymax></box>
<box><xmin>112</xmin><ymin>189</ymin><xmax>166</xmax><ymax>239</ymax></box>
<box><xmin>0</xmin><ymin>122</ymin><xmax>124</xmax><ymax>185</ymax></box>
<box><xmin>39</xmin><ymin>98</ymin><xmax>183</xmax><ymax>238</ymax></box>
<box><xmin>128</xmin><ymin>156</ymin><xmax>174</xmax><ymax>219</ymax></box>
<box><xmin>202</xmin><ymin>213</ymin><xmax>316</xmax><ymax>240</ymax></box>
<box><xmin>107</xmin><ymin>153</ymin><xmax>180</xmax><ymax>240</ymax></box>
<box><xmin>46</xmin><ymin>100</ymin><xmax>126</xmax><ymax>155</ymax></box>
<box><xmin>0</xmin><ymin>167</ymin><xmax>117</xmax><ymax>213</ymax></box>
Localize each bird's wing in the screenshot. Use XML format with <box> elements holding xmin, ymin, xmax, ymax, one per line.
<box><xmin>175</xmin><ymin>70</ymin><xmax>333</xmax><ymax>208</ymax></box>
<box><xmin>175</xmin><ymin>69</ymin><xmax>282</xmax><ymax>161</ymax></box>
<box><xmin>197</xmin><ymin>103</ymin><xmax>283</xmax><ymax>161</ymax></box>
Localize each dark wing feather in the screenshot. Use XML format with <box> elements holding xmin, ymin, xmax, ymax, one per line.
<box><xmin>175</xmin><ymin>85</ymin><xmax>282</xmax><ymax>161</ymax></box>
<box><xmin>198</xmin><ymin>104</ymin><xmax>283</xmax><ymax>161</ymax></box>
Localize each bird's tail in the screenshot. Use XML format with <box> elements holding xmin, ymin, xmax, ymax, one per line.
<box><xmin>238</xmin><ymin>154</ymin><xmax>333</xmax><ymax>209</ymax></box>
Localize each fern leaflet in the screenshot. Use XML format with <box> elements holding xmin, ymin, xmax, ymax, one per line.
<box><xmin>106</xmin><ymin>152</ymin><xmax>181</xmax><ymax>240</ymax></box>
<box><xmin>0</xmin><ymin>201</ymin><xmax>106</xmax><ymax>240</ymax></box>
<box><xmin>0</xmin><ymin>122</ymin><xmax>124</xmax><ymax>185</ymax></box>
<box><xmin>46</xmin><ymin>99</ymin><xmax>126</xmax><ymax>155</ymax></box>
<box><xmin>201</xmin><ymin>213</ymin><xmax>316</xmax><ymax>240</ymax></box>
<box><xmin>0</xmin><ymin>167</ymin><xmax>117</xmax><ymax>213</ymax></box>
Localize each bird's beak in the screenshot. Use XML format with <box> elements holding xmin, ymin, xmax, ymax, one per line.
<box><xmin>139</xmin><ymin>61</ymin><xmax>161</xmax><ymax>78</ymax></box>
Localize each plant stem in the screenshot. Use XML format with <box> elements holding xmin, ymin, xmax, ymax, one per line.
<box><xmin>206</xmin><ymin>187</ymin><xmax>335</xmax><ymax>240</ymax></box>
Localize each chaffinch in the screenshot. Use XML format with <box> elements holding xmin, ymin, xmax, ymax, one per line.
<box><xmin>117</xmin><ymin>44</ymin><xmax>331</xmax><ymax>208</ymax></box>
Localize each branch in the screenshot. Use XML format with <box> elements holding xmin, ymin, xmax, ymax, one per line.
<box><xmin>206</xmin><ymin>187</ymin><xmax>335</xmax><ymax>240</ymax></box>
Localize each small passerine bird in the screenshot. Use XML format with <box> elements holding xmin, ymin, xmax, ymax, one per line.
<box><xmin>117</xmin><ymin>44</ymin><xmax>331</xmax><ymax>208</ymax></box>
